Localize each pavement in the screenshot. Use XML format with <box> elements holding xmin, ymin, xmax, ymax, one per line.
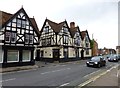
<box><xmin>78</xmin><ymin>64</ymin><xmax>120</xmax><ymax>88</ymax></box>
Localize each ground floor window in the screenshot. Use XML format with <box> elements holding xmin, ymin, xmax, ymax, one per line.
<box><xmin>64</xmin><ymin>48</ymin><xmax>68</xmax><ymax>59</ymax></box>
<box><xmin>7</xmin><ymin>50</ymin><xmax>19</xmax><ymax>62</ymax></box>
<box><xmin>86</xmin><ymin>49</ymin><xmax>89</xmax><ymax>55</ymax></box>
<box><xmin>22</xmin><ymin>50</ymin><xmax>31</xmax><ymax>62</ymax></box>
<box><xmin>0</xmin><ymin>50</ymin><xmax>3</xmax><ymax>63</ymax></box>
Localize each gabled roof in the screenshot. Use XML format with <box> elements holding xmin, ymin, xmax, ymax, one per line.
<box><xmin>116</xmin><ymin>46</ymin><xmax>120</xmax><ymax>49</ymax></box>
<box><xmin>70</xmin><ymin>26</ymin><xmax>82</xmax><ymax>38</ymax></box>
<box><xmin>0</xmin><ymin>11</ymin><xmax>13</xmax><ymax>27</ymax></box>
<box><xmin>0</xmin><ymin>8</ymin><xmax>40</xmax><ymax>35</ymax></box>
<box><xmin>81</xmin><ymin>30</ymin><xmax>91</xmax><ymax>41</ymax></box>
<box><xmin>47</xmin><ymin>19</ymin><xmax>65</xmax><ymax>33</ymax></box>
<box><xmin>40</xmin><ymin>19</ymin><xmax>71</xmax><ymax>35</ymax></box>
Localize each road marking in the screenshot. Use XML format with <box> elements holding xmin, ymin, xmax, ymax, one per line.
<box><xmin>117</xmin><ymin>70</ymin><xmax>119</xmax><ymax>77</ymax></box>
<box><xmin>41</xmin><ymin>68</ymin><xmax>71</xmax><ymax>75</ymax></box>
<box><xmin>60</xmin><ymin>83</ymin><xmax>69</xmax><ymax>86</ymax></box>
<box><xmin>0</xmin><ymin>78</ymin><xmax>16</xmax><ymax>83</ymax></box>
<box><xmin>48</xmin><ymin>65</ymin><xmax>66</xmax><ymax>68</ymax></box>
<box><xmin>83</xmin><ymin>69</ymin><xmax>101</xmax><ymax>78</ymax></box>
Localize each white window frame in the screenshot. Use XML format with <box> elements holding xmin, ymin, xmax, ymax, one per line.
<box><xmin>7</xmin><ymin>50</ymin><xmax>19</xmax><ymax>63</ymax></box>
<box><xmin>22</xmin><ymin>50</ymin><xmax>31</xmax><ymax>62</ymax></box>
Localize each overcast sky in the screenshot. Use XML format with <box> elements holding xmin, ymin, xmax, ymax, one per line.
<box><xmin>0</xmin><ymin>0</ymin><xmax>119</xmax><ymax>49</ymax></box>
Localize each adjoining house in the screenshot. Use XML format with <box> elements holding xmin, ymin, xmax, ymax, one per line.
<box><xmin>116</xmin><ymin>46</ymin><xmax>120</xmax><ymax>55</ymax></box>
<box><xmin>0</xmin><ymin>8</ymin><xmax>40</xmax><ymax>67</ymax></box>
<box><xmin>37</xmin><ymin>19</ymin><xmax>92</xmax><ymax>62</ymax></box>
<box><xmin>91</xmin><ymin>39</ymin><xmax>98</xmax><ymax>56</ymax></box>
<box><xmin>81</xmin><ymin>30</ymin><xmax>92</xmax><ymax>59</ymax></box>
<box><xmin>98</xmin><ymin>47</ymin><xmax>116</xmax><ymax>55</ymax></box>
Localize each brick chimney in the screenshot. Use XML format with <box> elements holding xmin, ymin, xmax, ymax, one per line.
<box><xmin>70</xmin><ymin>22</ymin><xmax>75</xmax><ymax>28</ymax></box>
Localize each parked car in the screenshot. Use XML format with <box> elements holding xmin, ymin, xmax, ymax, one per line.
<box><xmin>117</xmin><ymin>54</ymin><xmax>120</xmax><ymax>60</ymax></box>
<box><xmin>108</xmin><ymin>55</ymin><xmax>119</xmax><ymax>62</ymax></box>
<box><xmin>86</xmin><ymin>56</ymin><xmax>106</xmax><ymax>68</ymax></box>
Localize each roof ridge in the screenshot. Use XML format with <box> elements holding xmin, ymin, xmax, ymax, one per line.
<box><xmin>0</xmin><ymin>10</ymin><xmax>13</xmax><ymax>15</ymax></box>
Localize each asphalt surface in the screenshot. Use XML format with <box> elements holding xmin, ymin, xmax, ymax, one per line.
<box><xmin>2</xmin><ymin>59</ymin><xmax>120</xmax><ymax>87</ymax></box>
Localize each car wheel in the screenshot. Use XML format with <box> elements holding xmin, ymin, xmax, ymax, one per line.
<box><xmin>98</xmin><ymin>64</ymin><xmax>101</xmax><ymax>68</ymax></box>
<box><xmin>103</xmin><ymin>63</ymin><xmax>106</xmax><ymax>66</ymax></box>
<box><xmin>87</xmin><ymin>64</ymin><xmax>90</xmax><ymax>67</ymax></box>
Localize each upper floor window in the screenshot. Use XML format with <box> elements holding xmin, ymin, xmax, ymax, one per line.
<box><xmin>63</xmin><ymin>27</ymin><xmax>68</xmax><ymax>33</ymax></box>
<box><xmin>29</xmin><ymin>35</ymin><xmax>33</xmax><ymax>44</ymax></box>
<box><xmin>41</xmin><ymin>38</ymin><xmax>51</xmax><ymax>46</ymax></box>
<box><xmin>63</xmin><ymin>35</ymin><xmax>68</xmax><ymax>44</ymax></box>
<box><xmin>25</xmin><ymin>34</ymin><xmax>29</xmax><ymax>43</ymax></box>
<box><xmin>17</xmin><ymin>18</ymin><xmax>26</xmax><ymax>28</ymax></box>
<box><xmin>25</xmin><ymin>34</ymin><xmax>33</xmax><ymax>44</ymax></box>
<box><xmin>5</xmin><ymin>32</ymin><xmax>11</xmax><ymax>42</ymax></box>
<box><xmin>85</xmin><ymin>36</ymin><xmax>89</xmax><ymax>42</ymax></box>
<box><xmin>17</xmin><ymin>19</ymin><xmax>21</xmax><ymax>27</ymax></box>
<box><xmin>41</xmin><ymin>39</ymin><xmax>45</xmax><ymax>46</ymax></box>
<box><xmin>46</xmin><ymin>38</ymin><xmax>51</xmax><ymax>45</ymax></box>
<box><xmin>44</xmin><ymin>27</ymin><xmax>49</xmax><ymax>34</ymax></box>
<box><xmin>74</xmin><ymin>38</ymin><xmax>80</xmax><ymax>46</ymax></box>
<box><xmin>11</xmin><ymin>32</ymin><xmax>16</xmax><ymax>43</ymax></box>
<box><xmin>86</xmin><ymin>43</ymin><xmax>89</xmax><ymax>47</ymax></box>
<box><xmin>5</xmin><ymin>32</ymin><xmax>16</xmax><ymax>43</ymax></box>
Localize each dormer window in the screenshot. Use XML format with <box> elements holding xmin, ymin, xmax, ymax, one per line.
<box><xmin>44</xmin><ymin>26</ymin><xmax>49</xmax><ymax>34</ymax></box>
<box><xmin>63</xmin><ymin>35</ymin><xmax>68</xmax><ymax>44</ymax></box>
<box><xmin>63</xmin><ymin>27</ymin><xmax>68</xmax><ymax>33</ymax></box>
<box><xmin>85</xmin><ymin>36</ymin><xmax>89</xmax><ymax>42</ymax></box>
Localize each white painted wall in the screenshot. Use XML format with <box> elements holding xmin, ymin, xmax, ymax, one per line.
<box><xmin>69</xmin><ymin>47</ymin><xmax>75</xmax><ymax>58</ymax></box>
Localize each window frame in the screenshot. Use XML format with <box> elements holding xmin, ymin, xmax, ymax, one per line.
<box><xmin>22</xmin><ymin>50</ymin><xmax>31</xmax><ymax>62</ymax></box>
<box><xmin>7</xmin><ymin>50</ymin><xmax>19</xmax><ymax>63</ymax></box>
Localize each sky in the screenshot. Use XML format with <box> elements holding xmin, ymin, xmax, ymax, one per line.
<box><xmin>0</xmin><ymin>0</ymin><xmax>119</xmax><ymax>49</ymax></box>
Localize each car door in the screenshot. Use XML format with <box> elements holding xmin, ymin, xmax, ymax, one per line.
<box><xmin>100</xmin><ymin>57</ymin><xmax>104</xmax><ymax>66</ymax></box>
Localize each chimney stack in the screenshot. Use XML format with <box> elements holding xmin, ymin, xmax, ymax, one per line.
<box><xmin>70</xmin><ymin>22</ymin><xmax>75</xmax><ymax>28</ymax></box>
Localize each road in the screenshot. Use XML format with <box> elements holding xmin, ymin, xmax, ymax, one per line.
<box><xmin>2</xmin><ymin>59</ymin><xmax>120</xmax><ymax>87</ymax></box>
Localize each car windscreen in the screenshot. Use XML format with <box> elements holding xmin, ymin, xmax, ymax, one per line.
<box><xmin>91</xmin><ymin>57</ymin><xmax>100</xmax><ymax>61</ymax></box>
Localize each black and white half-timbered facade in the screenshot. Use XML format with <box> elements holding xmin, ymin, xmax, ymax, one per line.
<box><xmin>69</xmin><ymin>22</ymin><xmax>83</xmax><ymax>59</ymax></box>
<box><xmin>37</xmin><ymin>19</ymin><xmax>84</xmax><ymax>62</ymax></box>
<box><xmin>81</xmin><ymin>30</ymin><xmax>92</xmax><ymax>59</ymax></box>
<box><xmin>0</xmin><ymin>8</ymin><xmax>39</xmax><ymax>67</ymax></box>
